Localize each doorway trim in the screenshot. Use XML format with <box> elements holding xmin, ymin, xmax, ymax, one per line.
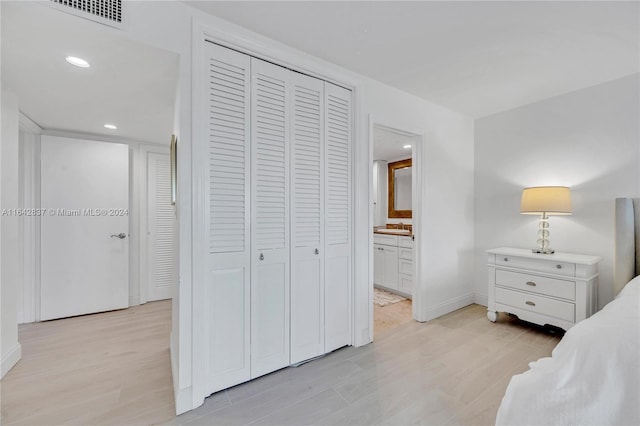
<box><xmin>368</xmin><ymin>117</ymin><xmax>427</xmax><ymax>340</ymax></box>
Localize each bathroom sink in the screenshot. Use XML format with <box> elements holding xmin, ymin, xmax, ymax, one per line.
<box><xmin>374</xmin><ymin>229</ymin><xmax>411</xmax><ymax>236</ymax></box>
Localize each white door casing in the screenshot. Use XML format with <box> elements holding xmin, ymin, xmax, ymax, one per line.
<box><xmin>250</xmin><ymin>58</ymin><xmax>291</xmax><ymax>378</ymax></box>
<box><xmin>290</xmin><ymin>72</ymin><xmax>325</xmax><ymax>364</ymax></box>
<box><xmin>205</xmin><ymin>42</ymin><xmax>252</xmax><ymax>394</ymax></box>
<box><xmin>40</xmin><ymin>135</ymin><xmax>129</xmax><ymax>321</ymax></box>
<box><xmin>147</xmin><ymin>152</ymin><xmax>174</xmax><ymax>302</ymax></box>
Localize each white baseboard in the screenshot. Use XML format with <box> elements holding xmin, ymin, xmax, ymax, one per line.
<box><xmin>129</xmin><ymin>295</ymin><xmax>141</xmax><ymax>307</ymax></box>
<box><xmin>474</xmin><ymin>293</ymin><xmax>488</xmax><ymax>307</ymax></box>
<box><xmin>1</xmin><ymin>342</ymin><xmax>22</xmax><ymax>378</ymax></box>
<box><xmin>425</xmin><ymin>293</ymin><xmax>475</xmax><ymax>321</ymax></box>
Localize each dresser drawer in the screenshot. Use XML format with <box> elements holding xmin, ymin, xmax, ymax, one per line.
<box><xmin>496</xmin><ymin>255</ymin><xmax>576</xmax><ymax>277</ymax></box>
<box><xmin>495</xmin><ymin>287</ymin><xmax>575</xmax><ymax>323</ymax></box>
<box><xmin>496</xmin><ymin>270</ymin><xmax>575</xmax><ymax>300</ymax></box>
<box><xmin>398</xmin><ymin>247</ymin><xmax>413</xmax><ymax>260</ymax></box>
<box><xmin>398</xmin><ymin>236</ymin><xmax>413</xmax><ymax>248</ymax></box>
<box><xmin>373</xmin><ymin>234</ymin><xmax>398</xmax><ymax>246</ymax></box>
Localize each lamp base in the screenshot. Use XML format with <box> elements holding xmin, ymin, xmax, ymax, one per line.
<box><xmin>532</xmin><ymin>248</ymin><xmax>555</xmax><ymax>254</ymax></box>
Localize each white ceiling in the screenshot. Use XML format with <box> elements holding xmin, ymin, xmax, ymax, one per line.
<box><xmin>1</xmin><ymin>2</ymin><xmax>179</xmax><ymax>145</ymax></box>
<box><xmin>373</xmin><ymin>126</ymin><xmax>414</xmax><ymax>162</ymax></box>
<box><xmin>187</xmin><ymin>1</ymin><xmax>639</xmax><ymax>118</ymax></box>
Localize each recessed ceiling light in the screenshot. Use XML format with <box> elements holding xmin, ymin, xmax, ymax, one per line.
<box><xmin>65</xmin><ymin>56</ymin><xmax>90</xmax><ymax>68</ymax></box>
<box><xmin>104</xmin><ymin>124</ymin><xmax>117</xmax><ymax>130</ymax></box>
<box><xmin>403</xmin><ymin>144</ymin><xmax>412</xmax><ymax>149</ymax></box>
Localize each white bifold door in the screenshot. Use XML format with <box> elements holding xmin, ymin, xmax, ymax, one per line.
<box><xmin>204</xmin><ymin>41</ymin><xmax>351</xmax><ymax>396</ymax></box>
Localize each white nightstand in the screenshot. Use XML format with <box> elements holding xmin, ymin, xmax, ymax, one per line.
<box><xmin>487</xmin><ymin>247</ymin><xmax>601</xmax><ymax>330</ymax></box>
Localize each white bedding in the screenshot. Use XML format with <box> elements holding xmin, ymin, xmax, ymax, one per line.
<box><xmin>496</xmin><ymin>276</ymin><xmax>640</xmax><ymax>426</ymax></box>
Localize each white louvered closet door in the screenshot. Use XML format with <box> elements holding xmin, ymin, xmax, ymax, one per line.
<box><xmin>290</xmin><ymin>73</ymin><xmax>325</xmax><ymax>364</ymax></box>
<box><xmin>324</xmin><ymin>82</ymin><xmax>352</xmax><ymax>353</ymax></box>
<box><xmin>204</xmin><ymin>42</ymin><xmax>252</xmax><ymax>394</ymax></box>
<box><xmin>250</xmin><ymin>58</ymin><xmax>291</xmax><ymax>378</ymax></box>
<box><xmin>147</xmin><ymin>152</ymin><xmax>174</xmax><ymax>302</ymax></box>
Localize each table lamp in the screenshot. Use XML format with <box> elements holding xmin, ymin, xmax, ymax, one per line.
<box><xmin>520</xmin><ymin>186</ymin><xmax>572</xmax><ymax>254</ymax></box>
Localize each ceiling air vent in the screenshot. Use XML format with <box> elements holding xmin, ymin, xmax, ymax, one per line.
<box><xmin>49</xmin><ymin>0</ymin><xmax>126</xmax><ymax>29</ymax></box>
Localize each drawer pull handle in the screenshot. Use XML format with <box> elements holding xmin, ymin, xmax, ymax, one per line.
<box><xmin>525</xmin><ymin>301</ymin><xmax>536</xmax><ymax>306</ymax></box>
<box><xmin>556</xmin><ymin>264</ymin><xmax>562</xmax><ymax>269</ymax></box>
<box><xmin>526</xmin><ymin>281</ymin><xmax>537</xmax><ymax>287</ymax></box>
<box><xmin>504</xmin><ymin>257</ymin><xmax>508</xmax><ymax>262</ymax></box>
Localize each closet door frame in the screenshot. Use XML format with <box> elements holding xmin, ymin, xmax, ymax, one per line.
<box><xmin>192</xmin><ymin>26</ymin><xmax>361</xmax><ymax>411</ymax></box>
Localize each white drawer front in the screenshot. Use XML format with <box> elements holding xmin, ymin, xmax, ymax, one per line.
<box><xmin>399</xmin><ymin>258</ymin><xmax>413</xmax><ymax>275</ymax></box>
<box><xmin>399</xmin><ymin>247</ymin><xmax>413</xmax><ymax>260</ymax></box>
<box><xmin>496</xmin><ymin>255</ymin><xmax>576</xmax><ymax>277</ymax></box>
<box><xmin>495</xmin><ymin>287</ymin><xmax>575</xmax><ymax>323</ymax></box>
<box><xmin>373</xmin><ymin>234</ymin><xmax>398</xmax><ymax>246</ymax></box>
<box><xmin>398</xmin><ymin>236</ymin><xmax>414</xmax><ymax>248</ymax></box>
<box><xmin>496</xmin><ymin>270</ymin><xmax>576</xmax><ymax>300</ymax></box>
<box><xmin>399</xmin><ymin>274</ymin><xmax>412</xmax><ymax>294</ymax></box>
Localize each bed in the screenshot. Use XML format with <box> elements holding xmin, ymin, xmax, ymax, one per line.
<box><xmin>495</xmin><ymin>198</ymin><xmax>640</xmax><ymax>426</ymax></box>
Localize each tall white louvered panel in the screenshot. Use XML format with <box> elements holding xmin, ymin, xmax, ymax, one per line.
<box><xmin>324</xmin><ymin>82</ymin><xmax>352</xmax><ymax>353</ymax></box>
<box><xmin>209</xmin><ymin>56</ymin><xmax>249</xmax><ymax>254</ymax></box>
<box><xmin>290</xmin><ymin>73</ymin><xmax>325</xmax><ymax>364</ymax></box>
<box><xmin>250</xmin><ymin>58</ymin><xmax>290</xmax><ymax>379</ymax></box>
<box><xmin>325</xmin><ymin>86</ymin><xmax>351</xmax><ymax>246</ymax></box>
<box><xmin>253</xmin><ymin>68</ymin><xmax>287</xmax><ymax>251</ymax></box>
<box><xmin>204</xmin><ymin>42</ymin><xmax>251</xmax><ymax>395</ymax></box>
<box><xmin>147</xmin><ymin>152</ymin><xmax>174</xmax><ymax>302</ymax></box>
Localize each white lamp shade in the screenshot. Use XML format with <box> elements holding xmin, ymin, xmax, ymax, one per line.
<box><xmin>520</xmin><ymin>186</ymin><xmax>572</xmax><ymax>215</ymax></box>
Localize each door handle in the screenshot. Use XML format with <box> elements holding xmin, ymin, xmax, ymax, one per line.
<box><xmin>314</xmin><ymin>248</ymin><xmax>319</xmax><ymax>255</ymax></box>
<box><xmin>259</xmin><ymin>253</ymin><xmax>264</xmax><ymax>261</ymax></box>
<box><xmin>110</xmin><ymin>233</ymin><xmax>127</xmax><ymax>239</ymax></box>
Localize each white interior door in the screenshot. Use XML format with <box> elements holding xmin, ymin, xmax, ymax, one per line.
<box><xmin>290</xmin><ymin>72</ymin><xmax>325</xmax><ymax>364</ymax></box>
<box><xmin>147</xmin><ymin>151</ymin><xmax>174</xmax><ymax>302</ymax></box>
<box><xmin>40</xmin><ymin>135</ymin><xmax>129</xmax><ymax>321</ymax></box>
<box><xmin>324</xmin><ymin>82</ymin><xmax>352</xmax><ymax>353</ymax></box>
<box><xmin>250</xmin><ymin>57</ymin><xmax>290</xmax><ymax>378</ymax></box>
<box><xmin>205</xmin><ymin>42</ymin><xmax>252</xmax><ymax>394</ymax></box>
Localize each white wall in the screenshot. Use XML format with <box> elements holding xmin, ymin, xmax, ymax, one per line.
<box><xmin>1</xmin><ymin>88</ymin><xmax>23</xmax><ymax>377</ymax></box>
<box><xmin>474</xmin><ymin>74</ymin><xmax>640</xmax><ymax>308</ymax></box>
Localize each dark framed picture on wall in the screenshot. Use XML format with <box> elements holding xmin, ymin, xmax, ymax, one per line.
<box><xmin>170</xmin><ymin>134</ymin><xmax>177</xmax><ymax>205</ymax></box>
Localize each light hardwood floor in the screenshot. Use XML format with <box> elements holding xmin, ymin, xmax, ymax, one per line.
<box><xmin>0</xmin><ymin>300</ymin><xmax>175</xmax><ymax>425</ymax></box>
<box><xmin>1</xmin><ymin>301</ymin><xmax>562</xmax><ymax>426</ymax></box>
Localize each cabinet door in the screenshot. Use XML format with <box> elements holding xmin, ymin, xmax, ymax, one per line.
<box><xmin>373</xmin><ymin>244</ymin><xmax>385</xmax><ymax>286</ymax></box>
<box><xmin>205</xmin><ymin>42</ymin><xmax>251</xmax><ymax>394</ymax></box>
<box><xmin>324</xmin><ymin>83</ymin><xmax>352</xmax><ymax>352</ymax></box>
<box><xmin>290</xmin><ymin>73</ymin><xmax>325</xmax><ymax>364</ymax></box>
<box><xmin>251</xmin><ymin>58</ymin><xmax>290</xmax><ymax>378</ymax></box>
<box><xmin>382</xmin><ymin>246</ymin><xmax>399</xmax><ymax>290</ymax></box>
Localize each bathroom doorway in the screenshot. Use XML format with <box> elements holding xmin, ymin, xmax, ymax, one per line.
<box><xmin>371</xmin><ymin>124</ymin><xmax>421</xmax><ymax>338</ymax></box>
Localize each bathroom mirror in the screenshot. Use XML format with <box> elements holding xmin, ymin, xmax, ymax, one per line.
<box><xmin>388</xmin><ymin>158</ymin><xmax>412</xmax><ymax>218</ymax></box>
